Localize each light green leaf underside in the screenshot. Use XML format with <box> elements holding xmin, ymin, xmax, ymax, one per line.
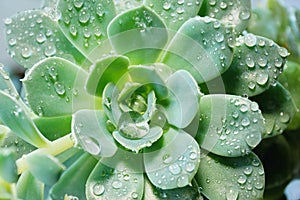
<box><xmin>196</xmin><ymin>94</ymin><xmax>265</xmax><ymax>157</ymax></box>
<box><xmin>23</xmin><ymin>57</ymin><xmax>100</xmax><ymax>117</ymax></box>
<box><xmin>221</xmin><ymin>34</ymin><xmax>288</xmax><ymax>97</ymax></box>
<box><xmin>164</xmin><ymin>70</ymin><xmax>201</xmax><ymax>128</ymax></box>
<box><xmin>16</xmin><ymin>171</ymin><xmax>44</xmax><ymax>200</ymax></box>
<box><xmin>57</xmin><ymin>0</ymin><xmax>116</xmax><ymax>60</ymax></box>
<box><xmin>86</xmin><ymin>150</ymin><xmax>144</xmax><ymax>200</ymax></box>
<box><xmin>0</xmin><ymin>91</ymin><xmax>49</xmax><ymax>147</ymax></box>
<box><xmin>0</xmin><ymin>65</ymin><xmax>18</xmax><ymax>97</ymax></box>
<box><xmin>196</xmin><ymin>152</ymin><xmax>265</xmax><ymax>200</ymax></box>
<box><xmin>26</xmin><ymin>153</ymin><xmax>65</xmax><ymax>185</ymax></box>
<box><xmin>251</xmin><ymin>83</ymin><xmax>297</xmax><ymax>138</ymax></box>
<box><xmin>5</xmin><ymin>10</ymin><xmax>87</xmax><ymax>69</ymax></box>
<box><xmin>144</xmin><ymin>0</ymin><xmax>203</xmax><ymax>30</ymax></box>
<box><xmin>143</xmin><ymin>176</ymin><xmax>201</xmax><ymax>199</ymax></box>
<box><xmin>200</xmin><ymin>0</ymin><xmax>251</xmax><ymax>34</ymax></box>
<box><xmin>72</xmin><ymin>110</ymin><xmax>117</xmax><ymax>157</ymax></box>
<box><xmin>86</xmin><ymin>55</ymin><xmax>130</xmax><ymax>96</ymax></box>
<box><xmin>162</xmin><ymin>16</ymin><xmax>233</xmax><ymax>84</ymax></box>
<box><xmin>144</xmin><ymin>128</ymin><xmax>200</xmax><ymax>190</ymax></box>
<box><xmin>0</xmin><ymin>149</ymin><xmax>18</xmax><ymax>183</ymax></box>
<box><xmin>108</xmin><ymin>6</ymin><xmax>168</xmax><ymax>64</ymax></box>
<box><xmin>49</xmin><ymin>153</ymin><xmax>98</xmax><ymax>200</ymax></box>
<box><xmin>279</xmin><ymin>61</ymin><xmax>300</xmax><ymax>130</ymax></box>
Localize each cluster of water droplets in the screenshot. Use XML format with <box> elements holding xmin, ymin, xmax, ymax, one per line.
<box><xmin>59</xmin><ymin>0</ymin><xmax>109</xmax><ymax>50</ymax></box>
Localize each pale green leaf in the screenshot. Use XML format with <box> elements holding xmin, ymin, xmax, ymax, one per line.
<box><xmin>144</xmin><ymin>0</ymin><xmax>203</xmax><ymax>30</ymax></box>
<box><xmin>0</xmin><ymin>125</ymin><xmax>10</xmax><ymax>146</ymax></box>
<box><xmin>86</xmin><ymin>150</ymin><xmax>144</xmax><ymax>200</ymax></box>
<box><xmin>196</xmin><ymin>94</ymin><xmax>265</xmax><ymax>157</ymax></box>
<box><xmin>23</xmin><ymin>57</ymin><xmax>100</xmax><ymax>117</ymax></box>
<box><xmin>17</xmin><ymin>171</ymin><xmax>44</xmax><ymax>200</ymax></box>
<box><xmin>107</xmin><ymin>6</ymin><xmax>168</xmax><ymax>64</ymax></box>
<box><xmin>72</xmin><ymin>110</ymin><xmax>117</xmax><ymax>157</ymax></box>
<box><xmin>162</xmin><ymin>16</ymin><xmax>233</xmax><ymax>83</ymax></box>
<box><xmin>0</xmin><ymin>65</ymin><xmax>18</xmax><ymax>97</ymax></box>
<box><xmin>0</xmin><ymin>149</ymin><xmax>17</xmax><ymax>183</ymax></box>
<box><xmin>5</xmin><ymin>10</ymin><xmax>88</xmax><ymax>69</ymax></box>
<box><xmin>112</xmin><ymin>0</ymin><xmax>143</xmax><ymax>14</ymax></box>
<box><xmin>196</xmin><ymin>152</ymin><xmax>265</xmax><ymax>200</ymax></box>
<box><xmin>144</xmin><ymin>128</ymin><xmax>200</xmax><ymax>190</ymax></box>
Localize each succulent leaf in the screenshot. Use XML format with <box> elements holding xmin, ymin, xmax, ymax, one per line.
<box><xmin>144</xmin><ymin>128</ymin><xmax>200</xmax><ymax>190</ymax></box>
<box><xmin>196</xmin><ymin>152</ymin><xmax>265</xmax><ymax>200</ymax></box>
<box><xmin>16</xmin><ymin>171</ymin><xmax>44</xmax><ymax>200</ymax></box>
<box><xmin>196</xmin><ymin>94</ymin><xmax>265</xmax><ymax>157</ymax></box>
<box><xmin>0</xmin><ymin>149</ymin><xmax>18</xmax><ymax>183</ymax></box>
<box><xmin>0</xmin><ymin>65</ymin><xmax>18</xmax><ymax>96</ymax></box>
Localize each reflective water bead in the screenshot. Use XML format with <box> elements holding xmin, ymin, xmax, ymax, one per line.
<box><xmin>256</xmin><ymin>73</ymin><xmax>269</xmax><ymax>86</ymax></box>
<box><xmin>112</xmin><ymin>180</ymin><xmax>123</xmax><ymax>189</ymax></box>
<box><xmin>278</xmin><ymin>47</ymin><xmax>289</xmax><ymax>57</ymax></box>
<box><xmin>226</xmin><ymin>187</ymin><xmax>239</xmax><ymax>200</ymax></box>
<box><xmin>93</xmin><ymin>183</ymin><xmax>105</xmax><ymax>196</ymax></box>
<box><xmin>54</xmin><ymin>82</ymin><xmax>66</xmax><ymax>96</ymax></box>
<box><xmin>237</xmin><ymin>174</ymin><xmax>247</xmax><ymax>184</ymax></box>
<box><xmin>21</xmin><ymin>46</ymin><xmax>32</xmax><ymax>58</ymax></box>
<box><xmin>163</xmin><ymin>2</ymin><xmax>171</xmax><ymax>10</ymax></box>
<box><xmin>244</xmin><ymin>34</ymin><xmax>257</xmax><ymax>47</ymax></box>
<box><xmin>168</xmin><ymin>163</ymin><xmax>181</xmax><ymax>175</ymax></box>
<box><xmin>239</xmin><ymin>9</ymin><xmax>251</xmax><ymax>20</ymax></box>
<box><xmin>177</xmin><ymin>174</ymin><xmax>189</xmax><ymax>187</ymax></box>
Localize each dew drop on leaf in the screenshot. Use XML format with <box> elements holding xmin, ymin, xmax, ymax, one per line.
<box><xmin>279</xmin><ymin>112</ymin><xmax>290</xmax><ymax>123</ymax></box>
<box><xmin>112</xmin><ymin>180</ymin><xmax>123</xmax><ymax>189</ymax></box>
<box><xmin>74</xmin><ymin>0</ymin><xmax>84</xmax><ymax>9</ymax></box>
<box><xmin>54</xmin><ymin>82</ymin><xmax>66</xmax><ymax>96</ymax></box>
<box><xmin>239</xmin><ymin>9</ymin><xmax>251</xmax><ymax>21</ymax></box>
<box><xmin>244</xmin><ymin>34</ymin><xmax>257</xmax><ymax>47</ymax></box>
<box><xmin>243</xmin><ymin>166</ymin><xmax>253</xmax><ymax>175</ymax></box>
<box><xmin>79</xmin><ymin>8</ymin><xmax>90</xmax><ymax>24</ymax></box>
<box><xmin>168</xmin><ymin>163</ymin><xmax>181</xmax><ymax>175</ymax></box>
<box><xmin>237</xmin><ymin>174</ymin><xmax>247</xmax><ymax>184</ymax></box>
<box><xmin>36</xmin><ymin>32</ymin><xmax>46</xmax><ymax>43</ymax></box>
<box><xmin>21</xmin><ymin>46</ymin><xmax>32</xmax><ymax>58</ymax></box>
<box><xmin>93</xmin><ymin>183</ymin><xmax>105</xmax><ymax>196</ymax></box>
<box><xmin>185</xmin><ymin>162</ymin><xmax>196</xmax><ymax>172</ymax></box>
<box><xmin>278</xmin><ymin>47</ymin><xmax>289</xmax><ymax>57</ymax></box>
<box><xmin>176</xmin><ymin>174</ymin><xmax>189</xmax><ymax>187</ymax></box>
<box><xmin>226</xmin><ymin>186</ymin><xmax>239</xmax><ymax>200</ymax></box>
<box><xmin>44</xmin><ymin>44</ymin><xmax>57</xmax><ymax>57</ymax></box>
<box><xmin>256</xmin><ymin>73</ymin><xmax>269</xmax><ymax>86</ymax></box>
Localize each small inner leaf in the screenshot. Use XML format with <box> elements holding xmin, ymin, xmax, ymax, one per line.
<box><xmin>196</xmin><ymin>94</ymin><xmax>265</xmax><ymax>157</ymax></box>
<box><xmin>17</xmin><ymin>171</ymin><xmax>44</xmax><ymax>200</ymax></box>
<box><xmin>0</xmin><ymin>149</ymin><xmax>18</xmax><ymax>183</ymax></box>
<box><xmin>251</xmin><ymin>82</ymin><xmax>297</xmax><ymax>138</ymax></box>
<box><xmin>144</xmin><ymin>128</ymin><xmax>200</xmax><ymax>190</ymax></box>
<box><xmin>196</xmin><ymin>152</ymin><xmax>265</xmax><ymax>200</ymax></box>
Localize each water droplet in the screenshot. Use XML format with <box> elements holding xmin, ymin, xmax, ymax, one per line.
<box><xmin>220</xmin><ymin>2</ymin><xmax>227</xmax><ymax>9</ymax></box>
<box><xmin>185</xmin><ymin>162</ymin><xmax>196</xmax><ymax>172</ymax></box>
<box><xmin>131</xmin><ymin>192</ymin><xmax>138</xmax><ymax>199</ymax></box>
<box><xmin>250</xmin><ymin>102</ymin><xmax>259</xmax><ymax>112</ymax></box>
<box><xmin>163</xmin><ymin>154</ymin><xmax>172</xmax><ymax>164</ymax></box>
<box><xmin>241</xmin><ymin>117</ymin><xmax>250</xmax><ymax>127</ymax></box>
<box><xmin>239</xmin><ymin>9</ymin><xmax>251</xmax><ymax>20</ymax></box>
<box><xmin>257</xmin><ymin>56</ymin><xmax>267</xmax><ymax>67</ymax></box>
<box><xmin>254</xmin><ymin>181</ymin><xmax>264</xmax><ymax>190</ymax></box>
<box><xmin>244</xmin><ymin>34</ymin><xmax>257</xmax><ymax>47</ymax></box>
<box><xmin>279</xmin><ymin>112</ymin><xmax>290</xmax><ymax>123</ymax></box>
<box><xmin>189</xmin><ymin>152</ymin><xmax>197</xmax><ymax>160</ymax></box>
<box><xmin>70</xmin><ymin>25</ymin><xmax>78</xmax><ymax>37</ymax></box>
<box><xmin>112</xmin><ymin>180</ymin><xmax>123</xmax><ymax>189</ymax></box>
<box><xmin>243</xmin><ymin>166</ymin><xmax>253</xmax><ymax>175</ymax></box>
<box><xmin>74</xmin><ymin>0</ymin><xmax>84</xmax><ymax>8</ymax></box>
<box><xmin>278</xmin><ymin>47</ymin><xmax>289</xmax><ymax>57</ymax></box>
<box><xmin>208</xmin><ymin>0</ymin><xmax>216</xmax><ymax>6</ymax></box>
<box><xmin>226</xmin><ymin>186</ymin><xmax>239</xmax><ymax>200</ymax></box>
<box><xmin>96</xmin><ymin>3</ymin><xmax>105</xmax><ymax>17</ymax></box>
<box><xmin>237</xmin><ymin>174</ymin><xmax>247</xmax><ymax>184</ymax></box>
<box><xmin>232</xmin><ymin>111</ymin><xmax>239</xmax><ymax>119</ymax></box>
<box><xmin>93</xmin><ymin>183</ymin><xmax>105</xmax><ymax>196</ymax></box>
<box><xmin>79</xmin><ymin>8</ymin><xmax>90</xmax><ymax>24</ymax></box>
<box><xmin>176</xmin><ymin>7</ymin><xmax>185</xmax><ymax>14</ymax></box>
<box><xmin>252</xmin><ymin>158</ymin><xmax>260</xmax><ymax>167</ymax></box>
<box><xmin>256</xmin><ymin>73</ymin><xmax>269</xmax><ymax>86</ymax></box>
<box><xmin>36</xmin><ymin>33</ymin><xmax>46</xmax><ymax>43</ymax></box>
<box><xmin>248</xmin><ymin>81</ymin><xmax>256</xmax><ymax>90</ymax></box>
<box><xmin>54</xmin><ymin>82</ymin><xmax>66</xmax><ymax>96</ymax></box>
<box><xmin>36</xmin><ymin>105</ymin><xmax>44</xmax><ymax>117</ymax></box>
<box><xmin>240</xmin><ymin>104</ymin><xmax>248</xmax><ymax>113</ymax></box>
<box><xmin>245</xmin><ymin>56</ymin><xmax>255</xmax><ymax>68</ymax></box>
<box><xmin>215</xmin><ymin>32</ymin><xmax>224</xmax><ymax>43</ymax></box>
<box><xmin>48</xmin><ymin>66</ymin><xmax>58</xmax><ymax>81</ymax></box>
<box><xmin>81</xmin><ymin>136</ymin><xmax>101</xmax><ymax>155</ymax></box>
<box><xmin>8</xmin><ymin>38</ymin><xmax>17</xmax><ymax>46</ymax></box>
<box><xmin>168</xmin><ymin>163</ymin><xmax>181</xmax><ymax>175</ymax></box>
<box><xmin>177</xmin><ymin>174</ymin><xmax>189</xmax><ymax>187</ymax></box>
<box><xmin>274</xmin><ymin>57</ymin><xmax>283</xmax><ymax>68</ymax></box>
<box><xmin>45</xmin><ymin>44</ymin><xmax>56</xmax><ymax>57</ymax></box>
<box><xmin>246</xmin><ymin>133</ymin><xmax>260</xmax><ymax>148</ymax></box>
<box><xmin>163</xmin><ymin>2</ymin><xmax>171</xmax><ymax>10</ymax></box>
<box><xmin>4</xmin><ymin>18</ymin><xmax>12</xmax><ymax>25</ymax></box>
<box><xmin>21</xmin><ymin>47</ymin><xmax>32</xmax><ymax>58</ymax></box>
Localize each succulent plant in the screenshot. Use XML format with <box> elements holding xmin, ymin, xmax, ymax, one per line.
<box><xmin>0</xmin><ymin>0</ymin><xmax>298</xmax><ymax>200</ymax></box>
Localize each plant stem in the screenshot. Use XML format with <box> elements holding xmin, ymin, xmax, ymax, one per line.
<box><xmin>16</xmin><ymin>134</ymin><xmax>74</xmax><ymax>174</ymax></box>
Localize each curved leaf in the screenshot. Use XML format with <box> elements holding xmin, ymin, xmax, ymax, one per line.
<box><xmin>26</xmin><ymin>153</ymin><xmax>65</xmax><ymax>185</ymax></box>
<box><xmin>144</xmin><ymin>128</ymin><xmax>200</xmax><ymax>190</ymax></box>
<box><xmin>57</xmin><ymin>0</ymin><xmax>116</xmax><ymax>59</ymax></box>
<box><xmin>49</xmin><ymin>153</ymin><xmax>98</xmax><ymax>200</ymax></box>
<box><xmin>108</xmin><ymin>6</ymin><xmax>168</xmax><ymax>64</ymax></box>
<box><xmin>5</xmin><ymin>10</ymin><xmax>87</xmax><ymax>69</ymax></box>
<box><xmin>17</xmin><ymin>171</ymin><xmax>43</xmax><ymax>200</ymax></box>
<box><xmin>23</xmin><ymin>57</ymin><xmax>100</xmax><ymax>117</ymax></box>
<box><xmin>162</xmin><ymin>16</ymin><xmax>233</xmax><ymax>84</ymax></box>
<box><xmin>196</xmin><ymin>94</ymin><xmax>265</xmax><ymax>157</ymax></box>
<box><xmin>251</xmin><ymin>83</ymin><xmax>297</xmax><ymax>138</ymax></box>
<box><xmin>163</xmin><ymin>70</ymin><xmax>201</xmax><ymax>128</ymax></box>
<box><xmin>86</xmin><ymin>55</ymin><xmax>130</xmax><ymax>96</ymax></box>
<box><xmin>72</xmin><ymin>110</ymin><xmax>118</xmax><ymax>157</ymax></box>
<box><xmin>86</xmin><ymin>150</ymin><xmax>144</xmax><ymax>200</ymax></box>
<box><xmin>196</xmin><ymin>152</ymin><xmax>265</xmax><ymax>200</ymax></box>
<box><xmin>221</xmin><ymin>34</ymin><xmax>288</xmax><ymax>97</ymax></box>
<box><xmin>200</xmin><ymin>0</ymin><xmax>251</xmax><ymax>34</ymax></box>
<box><xmin>0</xmin><ymin>65</ymin><xmax>18</xmax><ymax>96</ymax></box>
<box><xmin>112</xmin><ymin>0</ymin><xmax>143</xmax><ymax>14</ymax></box>
<box><xmin>0</xmin><ymin>91</ymin><xmax>49</xmax><ymax>147</ymax></box>
<box><xmin>0</xmin><ymin>149</ymin><xmax>17</xmax><ymax>183</ymax></box>
<box><xmin>144</xmin><ymin>0</ymin><xmax>203</xmax><ymax>30</ymax></box>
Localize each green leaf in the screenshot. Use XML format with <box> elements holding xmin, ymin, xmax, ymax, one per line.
<box><xmin>162</xmin><ymin>16</ymin><xmax>233</xmax><ymax>84</ymax></box>
<box><xmin>113</xmin><ymin>126</ymin><xmax>163</xmax><ymax>153</ymax></box>
<box><xmin>144</xmin><ymin>128</ymin><xmax>200</xmax><ymax>190</ymax></box>
<box><xmin>0</xmin><ymin>149</ymin><xmax>17</xmax><ymax>183</ymax></box>
<box><xmin>144</xmin><ymin>0</ymin><xmax>203</xmax><ymax>30</ymax></box>
<box><xmin>0</xmin><ymin>125</ymin><xmax>10</xmax><ymax>146</ymax></box>
<box><xmin>86</xmin><ymin>55</ymin><xmax>130</xmax><ymax>96</ymax></box>
<box><xmin>107</xmin><ymin>6</ymin><xmax>168</xmax><ymax>64</ymax></box>
<box><xmin>5</xmin><ymin>10</ymin><xmax>87</xmax><ymax>69</ymax></box>
<box><xmin>86</xmin><ymin>150</ymin><xmax>144</xmax><ymax>200</ymax></box>
<box><xmin>251</xmin><ymin>83</ymin><xmax>297</xmax><ymax>138</ymax></box>
<box><xmin>0</xmin><ymin>65</ymin><xmax>18</xmax><ymax>96</ymax></box>
<box><xmin>49</xmin><ymin>153</ymin><xmax>98</xmax><ymax>200</ymax></box>
<box><xmin>143</xmin><ymin>176</ymin><xmax>201</xmax><ymax>200</ymax></box>
<box><xmin>279</xmin><ymin>61</ymin><xmax>300</xmax><ymax>130</ymax></box>
<box><xmin>0</xmin><ymin>178</ymin><xmax>17</xmax><ymax>200</ymax></box>
<box><xmin>196</xmin><ymin>94</ymin><xmax>265</xmax><ymax>157</ymax></box>
<box><xmin>23</xmin><ymin>57</ymin><xmax>100</xmax><ymax>117</ymax></box>
<box><xmin>196</xmin><ymin>152</ymin><xmax>265</xmax><ymax>200</ymax></box>
<box><xmin>199</xmin><ymin>0</ymin><xmax>251</xmax><ymax>34</ymax></box>
<box><xmin>112</xmin><ymin>0</ymin><xmax>143</xmax><ymax>14</ymax></box>
<box><xmin>57</xmin><ymin>0</ymin><xmax>116</xmax><ymax>60</ymax></box>
<box><xmin>0</xmin><ymin>91</ymin><xmax>49</xmax><ymax>147</ymax></box>
<box><xmin>221</xmin><ymin>34</ymin><xmax>288</xmax><ymax>97</ymax></box>
<box><xmin>163</xmin><ymin>70</ymin><xmax>201</xmax><ymax>128</ymax></box>
<box><xmin>26</xmin><ymin>153</ymin><xmax>65</xmax><ymax>185</ymax></box>
<box><xmin>72</xmin><ymin>110</ymin><xmax>118</xmax><ymax>157</ymax></box>
<box><xmin>34</xmin><ymin>115</ymin><xmax>72</xmax><ymax>141</ymax></box>
<box><xmin>17</xmin><ymin>171</ymin><xmax>44</xmax><ymax>200</ymax></box>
